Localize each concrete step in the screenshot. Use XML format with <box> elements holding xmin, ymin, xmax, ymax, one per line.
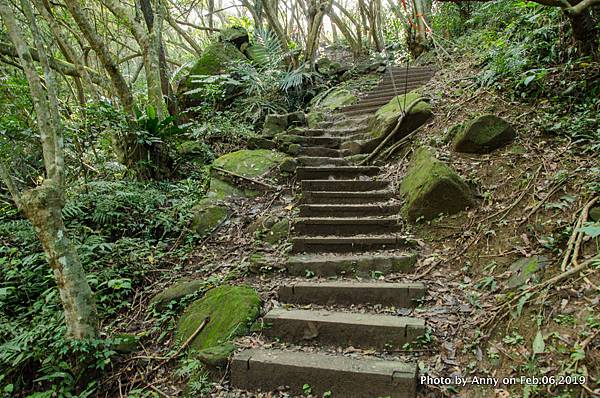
<box><xmin>299</xmin><ymin>203</ymin><xmax>401</xmax><ymax>217</ymax></box>
<box><xmin>282</xmin><ymin>135</ymin><xmax>342</xmax><ymax>148</ymax></box>
<box><xmin>364</xmin><ymin>85</ymin><xmax>429</xmax><ymax>99</ymax></box>
<box><xmin>297</xmin><ymin>157</ymin><xmax>350</xmax><ymax>167</ymax></box>
<box><xmin>296</xmin><ymin>166</ymin><xmax>380</xmax><ymax>180</ymax></box>
<box><xmin>263</xmin><ymin>308</ymin><xmax>425</xmax><ymax>349</ymax></box>
<box><xmin>231</xmin><ymin>348</ymin><xmax>417</xmax><ymax>397</ymax></box>
<box><xmin>285</xmin><ymin>253</ymin><xmax>417</xmax><ymax>277</ymax></box>
<box><xmin>342</xmin><ymin>106</ymin><xmax>385</xmax><ymax>117</ymax></box>
<box><xmin>298</xmin><ymin>146</ymin><xmax>348</xmax><ymax>158</ymax></box>
<box><xmin>301</xmin><ymin>179</ymin><xmax>389</xmax><ymax>192</ymax></box>
<box><xmin>301</xmin><ymin>189</ymin><xmax>394</xmax><ymax>204</ymax></box>
<box><xmin>289</xmin><ymin>126</ymin><xmax>369</xmax><ymax>137</ymax></box>
<box><xmin>278</xmin><ymin>281</ymin><xmax>426</xmax><ymax>307</ymax></box>
<box><xmin>293</xmin><ymin>216</ymin><xmax>401</xmax><ymax>236</ymax></box>
<box><xmin>291</xmin><ymin>234</ymin><xmax>413</xmax><ymax>253</ymax></box>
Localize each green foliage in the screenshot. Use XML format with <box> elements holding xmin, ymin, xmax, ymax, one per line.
<box><xmin>0</xmin><ymin>176</ymin><xmax>209</xmax><ymax>395</ymax></box>
<box><xmin>433</xmin><ymin>0</ymin><xmax>600</xmax><ymax>151</ymax></box>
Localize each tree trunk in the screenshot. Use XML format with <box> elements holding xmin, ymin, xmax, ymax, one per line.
<box><xmin>63</xmin><ymin>0</ymin><xmax>135</xmax><ymax>113</ymax></box>
<box><xmin>0</xmin><ymin>0</ymin><xmax>98</xmax><ymax>339</ymax></box>
<box><xmin>304</xmin><ymin>0</ymin><xmax>332</xmax><ymax>66</ymax></box>
<box><xmin>20</xmin><ymin>184</ymin><xmax>98</xmax><ymax>339</ymax></box>
<box><xmin>565</xmin><ymin>0</ymin><xmax>598</xmax><ymax>56</ymax></box>
<box><xmin>139</xmin><ymin>0</ymin><xmax>178</xmax><ymax>116</ymax></box>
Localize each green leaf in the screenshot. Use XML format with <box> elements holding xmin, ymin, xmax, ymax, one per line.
<box><xmin>578</xmin><ymin>223</ymin><xmax>600</xmax><ymax>238</ymax></box>
<box><xmin>523</xmin><ymin>75</ymin><xmax>536</xmax><ymax>86</ymax></box>
<box><xmin>532</xmin><ymin>330</ymin><xmax>545</xmax><ymax>354</ymax></box>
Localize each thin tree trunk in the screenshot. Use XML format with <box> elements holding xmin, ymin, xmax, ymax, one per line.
<box><xmin>63</xmin><ymin>0</ymin><xmax>135</xmax><ymax>113</ymax></box>
<box><xmin>0</xmin><ymin>0</ymin><xmax>98</xmax><ymax>339</ymax></box>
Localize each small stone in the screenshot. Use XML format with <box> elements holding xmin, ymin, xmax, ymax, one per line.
<box><xmin>191</xmin><ymin>200</ymin><xmax>228</xmax><ymax>236</ymax></box>
<box><xmin>453</xmin><ymin>114</ymin><xmax>516</xmax><ymax>154</ymax></box>
<box><xmin>150</xmin><ymin>279</ymin><xmax>205</xmax><ymax>310</ymax></box>
<box><xmin>195</xmin><ymin>342</ymin><xmax>236</xmax><ymax>368</ymax></box>
<box><xmin>507</xmin><ymin>256</ymin><xmax>550</xmax><ymax>288</ymax></box>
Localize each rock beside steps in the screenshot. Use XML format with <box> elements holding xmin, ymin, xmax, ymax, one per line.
<box><xmin>231</xmin><ymin>69</ymin><xmax>436</xmax><ymax>397</ymax></box>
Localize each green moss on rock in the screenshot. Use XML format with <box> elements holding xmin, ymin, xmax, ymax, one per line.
<box><xmin>400</xmin><ymin>147</ymin><xmax>474</xmax><ymax>221</ymax></box>
<box><xmin>453</xmin><ymin>114</ymin><xmax>516</xmax><ymax>153</ymax></box>
<box><xmin>307</xmin><ymin>111</ymin><xmax>324</xmax><ymax>128</ymax></box>
<box><xmin>150</xmin><ymin>279</ymin><xmax>205</xmax><ymax>310</ymax></box>
<box><xmin>191</xmin><ymin>200</ymin><xmax>228</xmax><ymax>236</ymax></box>
<box><xmin>319</xmin><ymin>89</ymin><xmax>357</xmax><ymax>110</ymax></box>
<box><xmin>213</xmin><ymin>149</ymin><xmax>290</xmax><ymax>178</ymax></box>
<box><xmin>176</xmin><ymin>285</ymin><xmax>260</xmax><ymax>351</ymax></box>
<box><xmin>185</xmin><ymin>41</ymin><xmax>246</xmax><ymax>89</ymax></box>
<box><xmin>508</xmin><ymin>256</ymin><xmax>549</xmax><ymax>288</ymax></box>
<box><xmin>206</xmin><ymin>178</ymin><xmax>245</xmax><ymax>200</ymax></box>
<box><xmin>369</xmin><ymin>91</ymin><xmax>432</xmax><ymax>139</ymax></box>
<box><xmin>259</xmin><ymin>218</ymin><xmax>290</xmax><ymax>244</ymax></box>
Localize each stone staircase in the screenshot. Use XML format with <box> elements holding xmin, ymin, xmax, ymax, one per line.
<box><xmin>231</xmin><ymin>66</ymin><xmax>436</xmax><ymax>397</ymax></box>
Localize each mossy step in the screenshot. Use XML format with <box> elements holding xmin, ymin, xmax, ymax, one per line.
<box><xmin>299</xmin><ymin>203</ymin><xmax>401</xmax><ymax>217</ymax></box>
<box><xmin>301</xmin><ymin>189</ymin><xmax>395</xmax><ymax>205</ymax></box>
<box><xmin>290</xmin><ymin>126</ymin><xmax>368</xmax><ymax>137</ymax></box>
<box><xmin>298</xmin><ymin>146</ymin><xmax>349</xmax><ymax>157</ymax></box>
<box><xmin>231</xmin><ymin>348</ymin><xmax>417</xmax><ymax>397</ymax></box>
<box><xmin>296</xmin><ymin>166</ymin><xmax>380</xmax><ymax>180</ymax></box>
<box><xmin>278</xmin><ymin>135</ymin><xmax>343</xmax><ymax>148</ymax></box>
<box><xmin>364</xmin><ymin>83</ymin><xmax>430</xmax><ymax>98</ymax></box>
<box><xmin>263</xmin><ymin>308</ymin><xmax>424</xmax><ymax>349</ymax></box>
<box><xmin>297</xmin><ymin>157</ymin><xmax>350</xmax><ymax>167</ymax></box>
<box><xmin>342</xmin><ymin>106</ymin><xmax>389</xmax><ymax>117</ymax></box>
<box><xmin>301</xmin><ymin>179</ymin><xmax>389</xmax><ymax>192</ymax></box>
<box><xmin>293</xmin><ymin>216</ymin><xmax>401</xmax><ymax>236</ymax></box>
<box><xmin>285</xmin><ymin>252</ymin><xmax>417</xmax><ymax>276</ymax></box>
<box><xmin>291</xmin><ymin>234</ymin><xmax>414</xmax><ymax>253</ymax></box>
<box><xmin>278</xmin><ymin>281</ymin><xmax>426</xmax><ymax>307</ymax></box>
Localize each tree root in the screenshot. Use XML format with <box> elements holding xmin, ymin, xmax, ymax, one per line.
<box><xmin>358</xmin><ymin>97</ymin><xmax>425</xmax><ymax>165</ymax></box>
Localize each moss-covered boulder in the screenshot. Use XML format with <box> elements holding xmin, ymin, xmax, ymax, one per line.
<box><xmin>219</xmin><ymin>26</ymin><xmax>249</xmax><ymax>47</ymax></box>
<box><xmin>206</xmin><ymin>178</ymin><xmax>246</xmax><ymax>200</ymax></box>
<box><xmin>176</xmin><ymin>140</ymin><xmax>214</xmax><ymax>164</ymax></box>
<box><xmin>191</xmin><ymin>199</ymin><xmax>229</xmax><ymax>236</ymax></box>
<box><xmin>176</xmin><ymin>285</ymin><xmax>260</xmax><ymax>352</ymax></box>
<box><xmin>368</xmin><ymin>91</ymin><xmax>432</xmax><ymax>139</ymax></box>
<box><xmin>150</xmin><ymin>279</ymin><xmax>205</xmax><ymax>310</ymax></box>
<box><xmin>213</xmin><ymin>149</ymin><xmax>291</xmax><ymax>178</ymax></box>
<box><xmin>400</xmin><ymin>147</ymin><xmax>474</xmax><ymax>221</ymax></box>
<box><xmin>263</xmin><ymin>114</ymin><xmax>288</xmax><ymax>136</ymax></box>
<box><xmin>263</xmin><ymin>112</ymin><xmax>306</xmax><ymax>136</ymax></box>
<box><xmin>185</xmin><ymin>41</ymin><xmax>246</xmax><ymax>89</ymax></box>
<box><xmin>306</xmin><ymin>111</ymin><xmax>325</xmax><ymax>128</ymax></box>
<box><xmin>260</xmin><ymin>218</ymin><xmax>290</xmax><ymax>244</ymax></box>
<box><xmin>319</xmin><ymin>88</ymin><xmax>357</xmax><ymax>110</ymax></box>
<box><xmin>453</xmin><ymin>114</ymin><xmax>516</xmax><ymax>154</ymax></box>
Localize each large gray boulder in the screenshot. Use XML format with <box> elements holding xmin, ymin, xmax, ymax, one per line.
<box><xmin>453</xmin><ymin>114</ymin><xmax>516</xmax><ymax>154</ymax></box>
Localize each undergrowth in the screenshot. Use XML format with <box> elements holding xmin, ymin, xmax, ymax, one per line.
<box><xmin>0</xmin><ymin>176</ymin><xmax>209</xmax><ymax>396</ymax></box>
<box><xmin>432</xmin><ymin>0</ymin><xmax>600</xmax><ymax>151</ymax></box>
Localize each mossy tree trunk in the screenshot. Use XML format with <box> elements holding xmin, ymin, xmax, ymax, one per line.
<box><xmin>0</xmin><ymin>0</ymin><xmax>98</xmax><ymax>339</ymax></box>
